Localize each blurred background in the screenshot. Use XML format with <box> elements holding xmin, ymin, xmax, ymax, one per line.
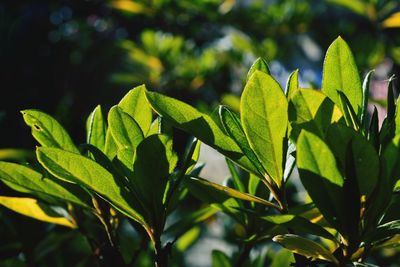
<box><xmin>1</xmin><ymin>0</ymin><xmax>400</xmax><ymax>266</ymax></box>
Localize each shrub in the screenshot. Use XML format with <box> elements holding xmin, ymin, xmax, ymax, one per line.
<box><xmin>1</xmin><ymin>37</ymin><xmax>399</xmax><ymax>266</ymax></box>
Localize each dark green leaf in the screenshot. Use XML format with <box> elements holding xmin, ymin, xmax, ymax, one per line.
<box><xmin>337</xmin><ymin>91</ymin><xmax>360</xmax><ymax>130</ymax></box>
<box><xmin>296</xmin><ymin>130</ymin><xmax>346</xmax><ymax>232</ymax></box>
<box><xmin>361</xmin><ymin>70</ymin><xmax>374</xmax><ymax>130</ymax></box>
<box><xmin>219</xmin><ymin>105</ymin><xmax>265</xmax><ymax>176</ymax></box>
<box><xmin>212</xmin><ymin>250</ymin><xmax>232</xmax><ymax>267</ymax></box>
<box><xmin>131</xmin><ymin>134</ymin><xmax>177</xmax><ymax>228</ymax></box>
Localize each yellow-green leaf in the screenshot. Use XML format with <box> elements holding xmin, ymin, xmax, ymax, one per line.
<box><xmin>0</xmin><ymin>196</ymin><xmax>76</xmax><ymax>228</ymax></box>
<box><xmin>86</xmin><ymin>105</ymin><xmax>106</xmax><ymax>152</ymax></box>
<box><xmin>21</xmin><ymin>109</ymin><xmax>79</xmax><ymax>153</ymax></box>
<box><xmin>322</xmin><ymin>37</ymin><xmax>362</xmax><ymax>116</ymax></box>
<box><xmin>241</xmin><ymin>71</ymin><xmax>288</xmax><ymax>186</ymax></box>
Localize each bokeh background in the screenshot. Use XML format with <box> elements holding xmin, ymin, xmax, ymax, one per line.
<box><xmin>1</xmin><ymin>0</ymin><xmax>400</xmax><ymax>266</ymax></box>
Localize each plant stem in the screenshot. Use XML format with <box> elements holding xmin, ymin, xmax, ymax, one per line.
<box><xmin>154</xmin><ymin>238</ymin><xmax>168</xmax><ymax>267</ymax></box>
<box><xmin>234</xmin><ymin>242</ymin><xmax>253</xmax><ymax>267</ymax></box>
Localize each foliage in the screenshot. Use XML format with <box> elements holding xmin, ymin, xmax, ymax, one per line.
<box><xmin>1</xmin><ymin>37</ymin><xmax>400</xmax><ymax>266</ymax></box>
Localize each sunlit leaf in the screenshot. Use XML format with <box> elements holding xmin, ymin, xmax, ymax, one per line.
<box><xmin>0</xmin><ymin>196</ymin><xmax>76</xmax><ymax>228</ymax></box>
<box><xmin>21</xmin><ymin>109</ymin><xmax>79</xmax><ymax>153</ymax></box>
<box><xmin>241</xmin><ymin>71</ymin><xmax>288</xmax><ymax>186</ymax></box>
<box><xmin>118</xmin><ymin>85</ymin><xmax>152</xmax><ymax>134</ymax></box>
<box><xmin>322</xmin><ymin>37</ymin><xmax>362</xmax><ymax>116</ymax></box>
<box><xmin>36</xmin><ymin>147</ymin><xmax>146</xmax><ymax>224</ymax></box>
<box><xmin>273</xmin><ymin>234</ymin><xmax>339</xmax><ymax>264</ymax></box>
<box><xmin>0</xmin><ymin>161</ymin><xmax>91</xmax><ymax>208</ymax></box>
<box><xmin>86</xmin><ymin>105</ymin><xmax>106</xmax><ymax>152</ymax></box>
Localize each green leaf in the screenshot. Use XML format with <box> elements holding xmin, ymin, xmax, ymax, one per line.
<box><xmin>396</xmin><ymin>96</ymin><xmax>400</xmax><ymax>136</ymax></box>
<box><xmin>246</xmin><ymin>57</ymin><xmax>270</xmax><ymax>82</ymax></box>
<box><xmin>86</xmin><ymin>105</ymin><xmax>106</xmax><ymax>152</ymax></box>
<box><xmin>118</xmin><ymin>85</ymin><xmax>152</xmax><ymax>134</ymax></box>
<box><xmin>175</xmin><ymin>226</ymin><xmax>201</xmax><ymax>252</ymax></box>
<box><xmin>368</xmin><ymin>106</ymin><xmax>379</xmax><ymax>149</ymax></box>
<box><xmin>226</xmin><ymin>159</ymin><xmax>246</xmax><ymax>193</ymax></box>
<box><xmin>387</xmin><ymin>75</ymin><xmax>396</xmax><ymax>122</ymax></box>
<box><xmin>212</xmin><ymin>250</ymin><xmax>232</xmax><ymax>267</ymax></box>
<box><xmin>363</xmin><ymin>220</ymin><xmax>400</xmax><ymax>246</ymax></box>
<box><xmin>185</xmin><ymin>176</ymin><xmax>279</xmax><ymax>209</ymax></box>
<box><xmin>296</xmin><ymin>130</ymin><xmax>346</xmax><ymax>232</ymax></box>
<box><xmin>0</xmin><ymin>196</ymin><xmax>76</xmax><ymax>228</ymax></box>
<box><xmin>36</xmin><ymin>147</ymin><xmax>145</xmax><ymax>224</ymax></box>
<box><xmin>219</xmin><ymin>106</ymin><xmax>265</xmax><ymax>176</ymax></box>
<box><xmin>104</xmin><ymin>128</ymin><xmax>118</xmax><ymax>160</ymax></box>
<box><xmin>322</xmin><ymin>37</ymin><xmax>362</xmax><ymax>116</ymax></box>
<box><xmin>273</xmin><ymin>234</ymin><xmax>339</xmax><ymax>265</ymax></box>
<box><xmin>21</xmin><ymin>109</ymin><xmax>79</xmax><ymax>153</ymax></box>
<box><xmin>361</xmin><ymin>70</ymin><xmax>374</xmax><ymax>130</ymax></box>
<box><xmin>241</xmin><ymin>71</ymin><xmax>288</xmax><ymax>186</ymax></box>
<box><xmin>288</xmin><ymin>88</ymin><xmax>342</xmax><ymax>140</ymax></box>
<box><xmin>365</xmin><ymin>137</ymin><xmax>400</xmax><ymax>229</ymax></box>
<box><xmin>164</xmin><ymin>206</ymin><xmax>218</xmax><ymax>238</ymax></box>
<box><xmin>326</xmin><ymin>124</ymin><xmax>379</xmax><ymax>196</ymax></box>
<box><xmin>108</xmin><ymin>105</ymin><xmax>144</xmax><ymax>151</ymax></box>
<box><xmin>337</xmin><ymin>91</ymin><xmax>360</xmax><ymax>130</ymax></box>
<box><xmin>285</xmin><ymin>69</ymin><xmax>299</xmax><ymax>98</ymax></box>
<box><xmin>131</xmin><ymin>134</ymin><xmax>177</xmax><ymax>228</ymax></box>
<box><xmin>0</xmin><ymin>148</ymin><xmax>34</xmax><ymax>162</ymax></box>
<box><xmin>270</xmin><ymin>249</ymin><xmax>295</xmax><ymax>267</ymax></box>
<box><xmin>261</xmin><ymin>214</ymin><xmax>335</xmax><ymax>240</ymax></box>
<box><xmin>145</xmin><ymin>91</ymin><xmax>256</xmax><ymax>174</ymax></box>
<box><xmin>0</xmin><ymin>161</ymin><xmax>91</xmax><ymax>208</ymax></box>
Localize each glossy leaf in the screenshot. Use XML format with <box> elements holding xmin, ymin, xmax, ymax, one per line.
<box><xmin>246</xmin><ymin>57</ymin><xmax>270</xmax><ymax>82</ymax></box>
<box><xmin>337</xmin><ymin>91</ymin><xmax>360</xmax><ymax>130</ymax></box>
<box><xmin>108</xmin><ymin>105</ymin><xmax>144</xmax><ymax>150</ymax></box>
<box><xmin>361</xmin><ymin>70</ymin><xmax>374</xmax><ymax>129</ymax></box>
<box><xmin>326</xmin><ymin>124</ymin><xmax>379</xmax><ymax>196</ymax></box>
<box><xmin>0</xmin><ymin>161</ymin><xmax>91</xmax><ymax>208</ymax></box>
<box><xmin>288</xmin><ymin>89</ymin><xmax>342</xmax><ymax>140</ymax></box>
<box><xmin>261</xmin><ymin>214</ymin><xmax>335</xmax><ymax>240</ymax></box>
<box><xmin>185</xmin><ymin>176</ymin><xmax>279</xmax><ymax>209</ymax></box>
<box><xmin>285</xmin><ymin>69</ymin><xmax>299</xmax><ymax>98</ymax></box>
<box><xmin>118</xmin><ymin>85</ymin><xmax>152</xmax><ymax>134</ymax></box>
<box><xmin>273</xmin><ymin>234</ymin><xmax>339</xmax><ymax>265</ymax></box>
<box><xmin>21</xmin><ymin>109</ymin><xmax>79</xmax><ymax>153</ymax></box>
<box><xmin>145</xmin><ymin>91</ymin><xmax>256</xmax><ymax>174</ymax></box>
<box><xmin>219</xmin><ymin>105</ymin><xmax>264</xmax><ymax>176</ymax></box>
<box><xmin>104</xmin><ymin>127</ymin><xmax>118</xmax><ymax>160</ymax></box>
<box><xmin>0</xmin><ymin>196</ymin><xmax>76</xmax><ymax>228</ymax></box>
<box><xmin>36</xmin><ymin>147</ymin><xmax>145</xmax><ymax>224</ymax></box>
<box><xmin>296</xmin><ymin>130</ymin><xmax>345</xmax><ymax>232</ymax></box>
<box><xmin>131</xmin><ymin>134</ymin><xmax>177</xmax><ymax>227</ymax></box>
<box><xmin>241</xmin><ymin>71</ymin><xmax>288</xmax><ymax>186</ymax></box>
<box><xmin>322</xmin><ymin>37</ymin><xmax>362</xmax><ymax>116</ymax></box>
<box><xmin>86</xmin><ymin>105</ymin><xmax>106</xmax><ymax>151</ymax></box>
<box><xmin>363</xmin><ymin>220</ymin><xmax>400</xmax><ymax>246</ymax></box>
